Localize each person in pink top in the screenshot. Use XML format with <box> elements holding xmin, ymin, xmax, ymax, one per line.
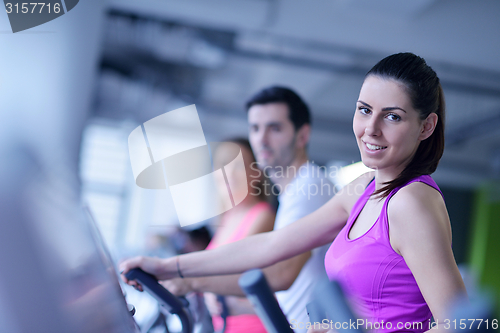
<box><xmin>203</xmin><ymin>138</ymin><xmax>275</xmax><ymax>333</ymax></box>
<box><xmin>121</xmin><ymin>53</ymin><xmax>467</xmax><ymax>333</ymax></box>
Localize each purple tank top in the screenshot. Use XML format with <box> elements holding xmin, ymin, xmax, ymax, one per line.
<box><xmin>324</xmin><ymin>175</ymin><xmax>443</xmax><ymax>333</ymax></box>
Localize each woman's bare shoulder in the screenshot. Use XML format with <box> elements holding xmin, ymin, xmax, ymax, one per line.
<box><xmin>388</xmin><ymin>180</ymin><xmax>451</xmax><ymax>253</ymax></box>
<box><xmin>336</xmin><ymin>171</ymin><xmax>375</xmax><ymax>211</ymax></box>
<box><xmin>390</xmin><ymin>181</ymin><xmax>445</xmax><ymax>214</ymax></box>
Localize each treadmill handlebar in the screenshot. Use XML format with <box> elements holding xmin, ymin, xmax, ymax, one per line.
<box><xmin>238</xmin><ymin>269</ymin><xmax>294</xmax><ymax>333</ymax></box>
<box><xmin>125</xmin><ymin>268</ymin><xmax>193</xmax><ymax>333</ymax></box>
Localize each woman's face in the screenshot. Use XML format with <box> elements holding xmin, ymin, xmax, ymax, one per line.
<box><xmin>214</xmin><ymin>143</ymin><xmax>257</xmax><ymax>199</ymax></box>
<box><xmin>353</xmin><ymin>75</ymin><xmax>425</xmax><ymax>174</ymax></box>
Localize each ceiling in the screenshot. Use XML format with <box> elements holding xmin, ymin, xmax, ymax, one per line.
<box><xmin>98</xmin><ymin>0</ymin><xmax>500</xmax><ymax>188</ymax></box>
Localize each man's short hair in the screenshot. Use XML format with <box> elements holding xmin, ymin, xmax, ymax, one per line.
<box><xmin>245</xmin><ymin>86</ymin><xmax>311</xmax><ymax>131</ymax></box>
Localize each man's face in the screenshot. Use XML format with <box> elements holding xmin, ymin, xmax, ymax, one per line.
<box><xmin>248</xmin><ymin>102</ymin><xmax>297</xmax><ymax>170</ymax></box>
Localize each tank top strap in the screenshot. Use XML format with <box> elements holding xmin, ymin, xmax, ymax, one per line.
<box><xmin>384</xmin><ymin>174</ymin><xmax>443</xmax><ymax>205</ymax></box>
<box><xmin>206</xmin><ymin>202</ymin><xmax>271</xmax><ymax>250</ymax></box>
<box><xmin>378</xmin><ymin>175</ymin><xmax>443</xmax><ymax>244</ymax></box>
<box><xmin>227</xmin><ymin>201</ymin><xmax>271</xmax><ymax>243</ymax></box>
<box><xmin>345</xmin><ymin>178</ymin><xmax>377</xmax><ymax>231</ymax></box>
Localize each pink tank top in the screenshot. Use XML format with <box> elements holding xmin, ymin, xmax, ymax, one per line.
<box><xmin>206</xmin><ymin>201</ymin><xmax>271</xmax><ymax>333</ymax></box>
<box><xmin>206</xmin><ymin>201</ymin><xmax>271</xmax><ymax>250</ymax></box>
<box><xmin>325</xmin><ymin>175</ymin><xmax>442</xmax><ymax>333</ymax></box>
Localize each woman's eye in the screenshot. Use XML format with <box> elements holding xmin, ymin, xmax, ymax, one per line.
<box><xmin>358</xmin><ymin>107</ymin><xmax>370</xmax><ymax>115</ymax></box>
<box><xmin>386</xmin><ymin>113</ymin><xmax>401</xmax><ymax>121</ymax></box>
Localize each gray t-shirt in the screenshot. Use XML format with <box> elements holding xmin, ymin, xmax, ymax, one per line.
<box><xmin>273</xmin><ymin>162</ymin><xmax>334</xmax><ymax>333</ymax></box>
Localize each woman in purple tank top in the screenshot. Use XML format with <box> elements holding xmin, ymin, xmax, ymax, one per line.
<box><xmin>121</xmin><ymin>53</ymin><xmax>467</xmax><ymax>333</ymax></box>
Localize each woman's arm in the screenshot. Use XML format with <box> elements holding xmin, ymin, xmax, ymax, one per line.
<box><xmin>159</xmin><ymin>205</ymin><xmax>276</xmax><ymax>296</ymax></box>
<box><xmin>120</xmin><ymin>201</ymin><xmax>343</xmax><ymax>283</ymax></box>
<box><xmin>389</xmin><ymin>182</ymin><xmax>467</xmax><ymax>332</ymax></box>
<box><xmin>120</xmin><ymin>173</ymin><xmax>373</xmax><ymax>283</ymax></box>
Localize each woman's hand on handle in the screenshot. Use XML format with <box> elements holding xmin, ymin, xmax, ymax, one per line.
<box><xmin>119</xmin><ymin>256</ymin><xmax>177</xmax><ymax>289</ymax></box>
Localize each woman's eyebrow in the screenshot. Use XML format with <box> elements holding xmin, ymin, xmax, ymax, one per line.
<box><xmin>357</xmin><ymin>100</ymin><xmax>371</xmax><ymax>108</ymax></box>
<box><xmin>357</xmin><ymin>100</ymin><xmax>407</xmax><ymax>113</ymax></box>
<box><xmin>382</xmin><ymin>106</ymin><xmax>407</xmax><ymax>113</ymax></box>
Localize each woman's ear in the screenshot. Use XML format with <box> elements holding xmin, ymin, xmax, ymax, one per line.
<box><xmin>419</xmin><ymin>113</ymin><xmax>438</xmax><ymax>141</ymax></box>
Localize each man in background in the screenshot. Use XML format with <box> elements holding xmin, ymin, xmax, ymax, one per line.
<box><xmin>163</xmin><ymin>86</ymin><xmax>334</xmax><ymax>332</ymax></box>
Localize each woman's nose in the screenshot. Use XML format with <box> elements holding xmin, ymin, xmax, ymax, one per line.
<box><xmin>365</xmin><ymin>117</ymin><xmax>381</xmax><ymax>136</ymax></box>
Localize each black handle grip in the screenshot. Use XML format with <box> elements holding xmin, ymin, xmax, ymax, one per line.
<box><xmin>124</xmin><ymin>268</ymin><xmax>193</xmax><ymax>333</ymax></box>
<box><xmin>238</xmin><ymin>269</ymin><xmax>294</xmax><ymax>333</ymax></box>
<box><xmin>125</xmin><ymin>268</ymin><xmax>185</xmax><ymax>314</ymax></box>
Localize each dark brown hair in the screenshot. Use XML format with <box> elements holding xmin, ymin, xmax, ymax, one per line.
<box><xmin>367</xmin><ymin>53</ymin><xmax>445</xmax><ymax>198</ymax></box>
<box><xmin>245</xmin><ymin>86</ymin><xmax>311</xmax><ymax>131</ymax></box>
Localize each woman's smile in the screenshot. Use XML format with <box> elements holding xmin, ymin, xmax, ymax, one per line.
<box><xmin>363</xmin><ymin>141</ymin><xmax>388</xmax><ymax>152</ymax></box>
<box><xmin>353</xmin><ymin>76</ymin><xmax>423</xmax><ymax>174</ymax></box>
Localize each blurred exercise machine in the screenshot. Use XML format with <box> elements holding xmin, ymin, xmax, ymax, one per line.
<box><xmin>0</xmin><ymin>147</ymin><xmax>140</xmax><ymax>333</ymax></box>
<box><xmin>125</xmin><ymin>268</ymin><xmax>194</xmax><ymax>333</ymax></box>
<box><xmin>238</xmin><ymin>269</ymin><xmax>496</xmax><ymax>333</ymax></box>
<box><xmin>238</xmin><ymin>269</ymin><xmax>294</xmax><ymax>333</ymax></box>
